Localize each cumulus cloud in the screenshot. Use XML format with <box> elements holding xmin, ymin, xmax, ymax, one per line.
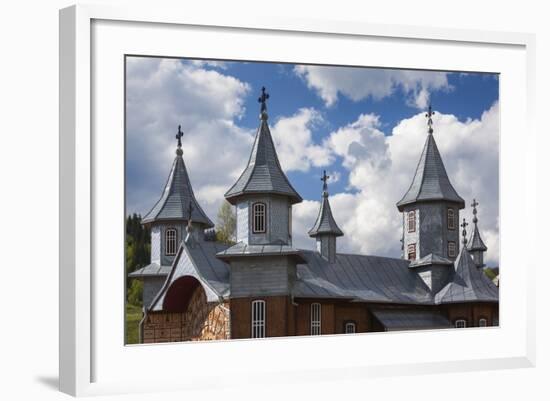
<box><xmin>294</xmin><ymin>65</ymin><xmax>451</xmax><ymax>108</ymax></box>
<box><xmin>292</xmin><ymin>104</ymin><xmax>500</xmax><ymax>266</ymax></box>
<box><xmin>270</xmin><ymin>108</ymin><xmax>333</xmax><ymax>172</ymax></box>
<box><xmin>126</xmin><ymin>57</ymin><xmax>254</xmax><ymax>218</ymax></box>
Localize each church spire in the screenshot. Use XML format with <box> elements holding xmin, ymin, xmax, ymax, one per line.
<box><xmin>224</xmin><ymin>87</ymin><xmax>302</xmax><ymax>205</ymax></box>
<box><xmin>309</xmin><ymin>170</ymin><xmax>343</xmax><ymax>263</ymax></box>
<box><xmin>142</xmin><ymin>125</ymin><xmax>213</xmax><ymax>227</ymax></box>
<box><xmin>468</xmin><ymin>199</ymin><xmax>488</xmax><ymax>268</ymax></box>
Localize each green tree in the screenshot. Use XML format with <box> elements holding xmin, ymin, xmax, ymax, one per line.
<box><xmin>127</xmin><ymin>278</ymin><xmax>143</xmax><ymax>306</ymax></box>
<box><xmin>216</xmin><ymin>201</ymin><xmax>236</xmax><ymax>244</ymax></box>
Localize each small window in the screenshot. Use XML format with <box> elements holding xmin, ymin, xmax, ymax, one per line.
<box><xmin>407</xmin><ymin>244</ymin><xmax>416</xmax><ymax>261</ymax></box>
<box><xmin>448</xmin><ymin>241</ymin><xmax>457</xmax><ymax>258</ymax></box>
<box><xmin>345</xmin><ymin>322</ymin><xmax>356</xmax><ymax>334</ymax></box>
<box><xmin>447</xmin><ymin>208</ymin><xmax>456</xmax><ymax>230</ymax></box>
<box><xmin>252</xmin><ymin>202</ymin><xmax>266</xmax><ymax>233</ymax></box>
<box><xmin>165</xmin><ymin>228</ymin><xmax>177</xmax><ymax>256</ymax></box>
<box><xmin>310</xmin><ymin>303</ymin><xmax>321</xmax><ymax>335</ymax></box>
<box><xmin>455</xmin><ymin>319</ymin><xmax>467</xmax><ymax>329</ymax></box>
<box><xmin>479</xmin><ymin>318</ymin><xmax>487</xmax><ymax>327</ymax></box>
<box><xmin>407</xmin><ymin>211</ymin><xmax>416</xmax><ymax>233</ymax></box>
<box><xmin>251</xmin><ymin>300</ymin><xmax>266</xmax><ymax>338</ymax></box>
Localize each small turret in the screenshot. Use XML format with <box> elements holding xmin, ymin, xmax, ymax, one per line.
<box><xmin>308</xmin><ymin>170</ymin><xmax>343</xmax><ymax>263</ymax></box>
<box><xmin>467</xmin><ymin>199</ymin><xmax>488</xmax><ymax>268</ymax></box>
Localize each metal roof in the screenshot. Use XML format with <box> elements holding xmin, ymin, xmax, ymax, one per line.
<box><xmin>308</xmin><ymin>189</ymin><xmax>344</xmax><ymax>238</ymax></box>
<box><xmin>371</xmin><ymin>309</ymin><xmax>451</xmax><ymax>331</ymax></box>
<box><xmin>224</xmin><ymin>115</ymin><xmax>302</xmax><ymax>205</ymax></box>
<box><xmin>216</xmin><ymin>242</ymin><xmax>306</xmax><ymax>263</ymax></box>
<box><xmin>293</xmin><ymin>251</ymin><xmax>433</xmax><ymax>305</ymax></box>
<box><xmin>142</xmin><ymin>150</ymin><xmax>214</xmax><ymax>227</ymax></box>
<box><xmin>435</xmin><ymin>247</ymin><xmax>498</xmax><ymax>304</ymax></box>
<box><xmin>148</xmin><ymin>240</ymin><xmax>231</xmax><ymax>312</ymax></box>
<box><xmin>397</xmin><ymin>132</ymin><xmax>465</xmax><ymax>211</ymax></box>
<box><xmin>409</xmin><ymin>253</ymin><xmax>454</xmax><ymax>268</ymax></box>
<box><xmin>468</xmin><ymin>224</ymin><xmax>488</xmax><ymax>252</ymax></box>
<box><xmin>128</xmin><ymin>263</ymin><xmax>171</xmax><ymax>277</ymax></box>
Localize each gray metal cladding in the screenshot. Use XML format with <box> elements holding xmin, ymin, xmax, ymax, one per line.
<box><xmin>230</xmin><ymin>260</ymin><xmax>292</xmax><ymax>297</ymax></box>
<box><xmin>468</xmin><ymin>224</ymin><xmax>488</xmax><ymax>251</ymax></box>
<box><xmin>435</xmin><ymin>247</ymin><xmax>499</xmax><ymax>304</ymax></box>
<box><xmin>128</xmin><ymin>263</ymin><xmax>171</xmax><ymax>277</ymax></box>
<box><xmin>142</xmin><ymin>276</ymin><xmax>166</xmax><ymax>308</ymax></box>
<box><xmin>308</xmin><ymin>195</ymin><xmax>344</xmax><ymax>237</ymax></box>
<box><xmin>397</xmin><ymin>133</ymin><xmax>465</xmax><ymax>211</ymax></box>
<box><xmin>142</xmin><ymin>153</ymin><xmax>214</xmax><ymax>227</ymax></box>
<box><xmin>370</xmin><ymin>309</ymin><xmax>451</xmax><ymax>330</ymax></box>
<box><xmin>224</xmin><ymin>119</ymin><xmax>302</xmax><ymax>204</ymax></box>
<box><xmin>294</xmin><ymin>251</ymin><xmax>433</xmax><ymax>304</ymax></box>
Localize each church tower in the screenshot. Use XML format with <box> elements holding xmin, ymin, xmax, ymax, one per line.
<box><xmin>217</xmin><ymin>87</ymin><xmax>305</xmax><ymax>338</ymax></box>
<box><xmin>467</xmin><ymin>199</ymin><xmax>488</xmax><ymax>268</ymax></box>
<box><xmin>224</xmin><ymin>87</ymin><xmax>302</xmax><ymax>246</ymax></box>
<box><xmin>308</xmin><ymin>171</ymin><xmax>344</xmax><ymax>263</ymax></box>
<box><xmin>397</xmin><ymin>106</ymin><xmax>465</xmax><ymax>263</ymax></box>
<box><xmin>142</xmin><ymin>125</ymin><xmax>214</xmax><ymax>267</ymax></box>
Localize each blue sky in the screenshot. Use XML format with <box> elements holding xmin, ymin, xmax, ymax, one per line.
<box><xmin>126</xmin><ymin>57</ymin><xmax>499</xmax><ymax>264</ymax></box>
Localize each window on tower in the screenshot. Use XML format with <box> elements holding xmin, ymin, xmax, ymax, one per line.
<box><xmin>448</xmin><ymin>241</ymin><xmax>457</xmax><ymax>258</ymax></box>
<box><xmin>407</xmin><ymin>210</ymin><xmax>416</xmax><ymax>233</ymax></box>
<box><xmin>407</xmin><ymin>244</ymin><xmax>416</xmax><ymax>260</ymax></box>
<box><xmin>310</xmin><ymin>303</ymin><xmax>321</xmax><ymax>335</ymax></box>
<box><xmin>455</xmin><ymin>319</ymin><xmax>467</xmax><ymax>329</ymax></box>
<box><xmin>479</xmin><ymin>318</ymin><xmax>487</xmax><ymax>327</ymax></box>
<box><xmin>447</xmin><ymin>208</ymin><xmax>456</xmax><ymax>230</ymax></box>
<box><xmin>251</xmin><ymin>300</ymin><xmax>266</xmax><ymax>338</ymax></box>
<box><xmin>165</xmin><ymin>228</ymin><xmax>177</xmax><ymax>256</ymax></box>
<box><xmin>252</xmin><ymin>202</ymin><xmax>266</xmax><ymax>233</ymax></box>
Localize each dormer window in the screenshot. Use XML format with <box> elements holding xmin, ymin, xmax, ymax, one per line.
<box><xmin>252</xmin><ymin>202</ymin><xmax>266</xmax><ymax>233</ymax></box>
<box><xmin>165</xmin><ymin>228</ymin><xmax>177</xmax><ymax>256</ymax></box>
<box><xmin>447</xmin><ymin>208</ymin><xmax>456</xmax><ymax>230</ymax></box>
<box><xmin>407</xmin><ymin>211</ymin><xmax>416</xmax><ymax>233</ymax></box>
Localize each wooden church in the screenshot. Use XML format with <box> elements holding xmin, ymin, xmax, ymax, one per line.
<box><xmin>129</xmin><ymin>88</ymin><xmax>498</xmax><ymax>343</ymax></box>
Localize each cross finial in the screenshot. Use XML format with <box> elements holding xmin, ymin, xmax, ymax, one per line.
<box><xmin>471</xmin><ymin>198</ymin><xmax>479</xmax><ymax>224</ymax></box>
<box><xmin>321</xmin><ymin>170</ymin><xmax>330</xmax><ymax>194</ymax></box>
<box><xmin>425</xmin><ymin>105</ymin><xmax>435</xmax><ymax>135</ymax></box>
<box><xmin>176</xmin><ymin>125</ymin><xmax>184</xmax><ymax>148</ymax></box>
<box><xmin>258</xmin><ymin>86</ymin><xmax>270</xmax><ymax>117</ymax></box>
<box><xmin>461</xmin><ymin>218</ymin><xmax>469</xmax><ymax>246</ymax></box>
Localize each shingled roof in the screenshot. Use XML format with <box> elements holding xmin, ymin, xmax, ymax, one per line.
<box><xmin>142</xmin><ymin>148</ymin><xmax>214</xmax><ymax>227</ymax></box>
<box><xmin>397</xmin><ymin>128</ymin><xmax>465</xmax><ymax>211</ymax></box>
<box><xmin>224</xmin><ymin>89</ymin><xmax>302</xmax><ymax>205</ymax></box>
<box><xmin>468</xmin><ymin>224</ymin><xmax>488</xmax><ymax>252</ymax></box>
<box><xmin>435</xmin><ymin>247</ymin><xmax>498</xmax><ymax>304</ymax></box>
<box><xmin>308</xmin><ymin>172</ymin><xmax>343</xmax><ymax>237</ymax></box>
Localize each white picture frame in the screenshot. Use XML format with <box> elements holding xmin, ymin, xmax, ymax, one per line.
<box><xmin>59</xmin><ymin>4</ymin><xmax>536</xmax><ymax>397</ymax></box>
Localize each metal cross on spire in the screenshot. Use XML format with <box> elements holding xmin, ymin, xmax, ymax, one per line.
<box><xmin>425</xmin><ymin>105</ymin><xmax>435</xmax><ymax>135</ymax></box>
<box><xmin>258</xmin><ymin>86</ymin><xmax>270</xmax><ymax>115</ymax></box>
<box><xmin>176</xmin><ymin>125</ymin><xmax>184</xmax><ymax>148</ymax></box>
<box><xmin>461</xmin><ymin>218</ymin><xmax>469</xmax><ymax>246</ymax></box>
<box><xmin>321</xmin><ymin>170</ymin><xmax>330</xmax><ymax>193</ymax></box>
<box><xmin>471</xmin><ymin>198</ymin><xmax>479</xmax><ymax>225</ymax></box>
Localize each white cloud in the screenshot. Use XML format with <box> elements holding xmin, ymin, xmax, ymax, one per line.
<box><xmin>270</xmin><ymin>108</ymin><xmax>333</xmax><ymax>172</ymax></box>
<box><xmin>126</xmin><ymin>57</ymin><xmax>254</xmax><ymax>220</ymax></box>
<box><xmin>292</xmin><ymin>104</ymin><xmax>500</xmax><ymax>266</ymax></box>
<box><xmin>294</xmin><ymin>65</ymin><xmax>451</xmax><ymax>108</ymax></box>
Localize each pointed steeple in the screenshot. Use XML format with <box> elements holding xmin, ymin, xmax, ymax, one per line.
<box><xmin>467</xmin><ymin>199</ymin><xmax>488</xmax><ymax>267</ymax></box>
<box><xmin>308</xmin><ymin>170</ymin><xmax>344</xmax><ymax>238</ymax></box>
<box><xmin>142</xmin><ymin>126</ymin><xmax>214</xmax><ymax>227</ymax></box>
<box><xmin>435</xmin><ymin>246</ymin><xmax>498</xmax><ymax>304</ymax></box>
<box><xmin>397</xmin><ymin>106</ymin><xmax>464</xmax><ymax>211</ymax></box>
<box><xmin>225</xmin><ymin>87</ymin><xmax>302</xmax><ymax>205</ymax></box>
<box><xmin>309</xmin><ymin>171</ymin><xmax>343</xmax><ymax>263</ymax></box>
